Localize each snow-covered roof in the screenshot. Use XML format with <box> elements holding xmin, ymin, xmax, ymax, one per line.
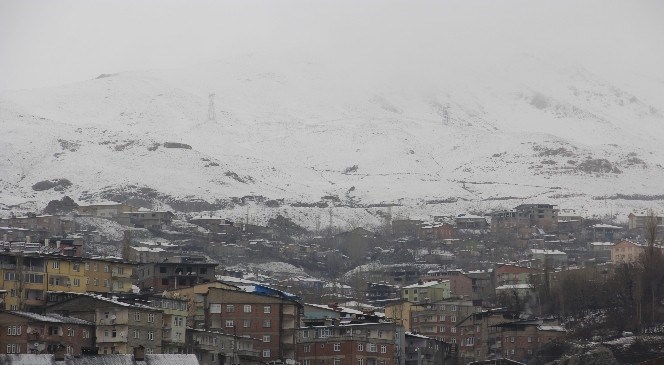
<box><xmin>10</xmin><ymin>311</ymin><xmax>93</xmax><ymax>325</ymax></box>
<box><xmin>589</xmin><ymin>242</ymin><xmax>614</xmax><ymax>246</ymax></box>
<box><xmin>538</xmin><ymin>325</ymin><xmax>566</xmax><ymax>332</ymax></box>
<box><xmin>495</xmin><ymin>284</ymin><xmax>534</xmax><ymax>290</ymax></box>
<box><xmin>592</xmin><ymin>224</ymin><xmax>623</xmax><ymax>229</ymax></box>
<box><xmin>131</xmin><ymin>246</ymin><xmax>166</xmax><ymax>252</ymax></box>
<box><xmin>530</xmin><ymin>249</ymin><xmax>566</xmax><ymax>255</ymax></box>
<box><xmin>402</xmin><ymin>280</ymin><xmax>449</xmax><ymax>289</ymax></box>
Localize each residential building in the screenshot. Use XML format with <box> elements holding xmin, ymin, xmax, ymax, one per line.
<box><xmin>188</xmin><ymin>328</ymin><xmax>261</xmax><ymax>365</ymax></box>
<box><xmin>162</xmin><ymin>281</ymin><xmax>239</xmax><ymax>329</ymax></box>
<box><xmin>404</xmin><ymin>332</ymin><xmax>448</xmax><ymax>365</ymax></box>
<box><xmin>611</xmin><ymin>240</ymin><xmax>645</xmax><ymax>264</ymax></box>
<box><xmin>592</xmin><ymin>224</ymin><xmax>624</xmax><ymax>242</ymax></box>
<box><xmin>77</xmin><ymin>202</ymin><xmax>138</xmax><ymax>218</ymax></box>
<box><xmin>628</xmin><ymin>212</ymin><xmax>664</xmax><ymax>230</ymax></box>
<box><xmin>401</xmin><ymin>281</ymin><xmax>451</xmax><ymax>303</ymax></box>
<box><xmin>117</xmin><ymin>210</ymin><xmax>175</xmax><ymax>230</ymax></box>
<box><xmin>205</xmin><ymin>285</ymin><xmax>302</xmax><ymax>362</ymax></box>
<box><xmin>0</xmin><ymin>311</ymin><xmax>94</xmax><ymax>355</ymax></box>
<box><xmin>296</xmin><ymin>322</ymin><xmax>401</xmax><ymax>365</ymax></box>
<box><xmin>490</xmin><ymin>319</ymin><xmax>566</xmax><ymax>363</ymax></box>
<box><xmin>46</xmin><ymin>293</ymin><xmax>164</xmax><ymax>355</ymax></box>
<box><xmin>493</xmin><ymin>264</ymin><xmax>542</xmax><ymax>287</ymax></box>
<box><xmin>529</xmin><ymin>249</ymin><xmax>568</xmax><ymax>268</ymax></box>
<box><xmin>384</xmin><ymin>300</ymin><xmax>414</xmax><ymax>332</ymax></box>
<box><xmin>366</xmin><ymin>282</ymin><xmax>400</xmax><ymax>304</ymax></box>
<box><xmin>136</xmin><ymin>259</ymin><xmax>217</xmax><ymax>291</ymax></box>
<box><xmin>392</xmin><ymin>220</ymin><xmax>423</xmax><ymax>238</ymax></box>
<box><xmin>491</xmin><ymin>204</ymin><xmax>559</xmax><ymax>232</ymax></box>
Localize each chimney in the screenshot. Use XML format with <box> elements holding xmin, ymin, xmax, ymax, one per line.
<box><xmin>56</xmin><ymin>240</ymin><xmax>61</xmax><ymax>249</ymax></box>
<box><xmin>54</xmin><ymin>345</ymin><xmax>66</xmax><ymax>361</ymax></box>
<box><xmin>134</xmin><ymin>345</ymin><xmax>145</xmax><ymax>361</ymax></box>
<box><xmin>45</xmin><ymin>238</ymin><xmax>49</xmax><ymax>246</ymax></box>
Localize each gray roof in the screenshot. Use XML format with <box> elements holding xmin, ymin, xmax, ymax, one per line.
<box><xmin>0</xmin><ymin>355</ymin><xmax>199</xmax><ymax>365</ymax></box>
<box><xmin>10</xmin><ymin>311</ymin><xmax>93</xmax><ymax>325</ymax></box>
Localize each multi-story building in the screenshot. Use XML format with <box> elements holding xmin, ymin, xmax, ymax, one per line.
<box><xmin>46</xmin><ymin>294</ymin><xmax>164</xmax><ymax>355</ymax></box>
<box><xmin>409</xmin><ymin>299</ymin><xmax>484</xmax><ymax>358</ymax></box>
<box><xmin>117</xmin><ymin>210</ymin><xmax>175</xmax><ymax>229</ymax></box>
<box><xmin>628</xmin><ymin>212</ymin><xmax>664</xmax><ymax>230</ymax></box>
<box><xmin>136</xmin><ymin>259</ymin><xmax>217</xmax><ymax>292</ymax></box>
<box><xmin>0</xmin><ymin>251</ymin><xmax>136</xmax><ymax>311</ymax></box>
<box><xmin>490</xmin><ymin>319</ymin><xmax>566</xmax><ymax>363</ymax></box>
<box><xmin>205</xmin><ymin>285</ymin><xmax>302</xmax><ymax>362</ymax></box>
<box><xmin>401</xmin><ymin>281</ymin><xmax>451</xmax><ymax>303</ymax></box>
<box><xmin>162</xmin><ymin>281</ymin><xmax>239</xmax><ymax>329</ymax></box>
<box><xmin>493</xmin><ymin>264</ymin><xmax>542</xmax><ymax>287</ymax></box>
<box><xmin>77</xmin><ymin>202</ymin><xmax>139</xmax><ymax>218</ymax></box>
<box><xmin>529</xmin><ymin>249</ymin><xmax>568</xmax><ymax>268</ymax></box>
<box><xmin>188</xmin><ymin>328</ymin><xmax>261</xmax><ymax>365</ymax></box>
<box><xmin>384</xmin><ymin>300</ymin><xmax>414</xmax><ymax>332</ymax></box>
<box><xmin>404</xmin><ymin>332</ymin><xmax>447</xmax><ymax>365</ymax></box>
<box><xmin>611</xmin><ymin>240</ymin><xmax>646</xmax><ymax>264</ymax></box>
<box><xmin>296</xmin><ymin>322</ymin><xmax>402</xmax><ymax>365</ymax></box>
<box><xmin>491</xmin><ymin>204</ymin><xmax>559</xmax><ymax>232</ymax></box>
<box><xmin>366</xmin><ymin>282</ymin><xmax>400</xmax><ymax>304</ymax></box>
<box><xmin>0</xmin><ymin>311</ymin><xmax>95</xmax><ymax>355</ymax></box>
<box><xmin>0</xmin><ymin>215</ymin><xmax>76</xmax><ymax>239</ymax></box>
<box><xmin>117</xmin><ymin>294</ymin><xmax>189</xmax><ymax>353</ymax></box>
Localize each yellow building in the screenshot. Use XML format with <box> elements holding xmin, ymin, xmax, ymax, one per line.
<box><xmin>0</xmin><ymin>252</ymin><xmax>136</xmax><ymax>311</ymax></box>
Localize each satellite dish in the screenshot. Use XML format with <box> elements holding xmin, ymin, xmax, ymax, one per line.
<box><xmin>110</xmin><ymin>314</ymin><xmax>117</xmax><ymax>320</ymax></box>
<box><xmin>34</xmin><ymin>342</ymin><xmax>39</xmax><ymax>347</ymax></box>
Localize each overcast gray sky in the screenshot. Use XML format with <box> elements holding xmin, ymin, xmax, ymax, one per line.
<box><xmin>1</xmin><ymin>0</ymin><xmax>663</xmax><ymax>91</ymax></box>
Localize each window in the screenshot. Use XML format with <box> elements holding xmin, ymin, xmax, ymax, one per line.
<box><xmin>86</xmin><ymin>277</ymin><xmax>90</xmax><ymax>285</ymax></box>
<box><xmin>49</xmin><ymin>326</ymin><xmax>60</xmax><ymax>336</ymax></box>
<box><xmin>244</xmin><ymin>319</ymin><xmax>251</xmax><ymax>328</ymax></box>
<box><xmin>93</xmin><ymin>278</ymin><xmax>98</xmax><ymax>286</ymax></box>
<box><xmin>10</xmin><ymin>289</ymin><xmax>17</xmax><ymax>297</ymax></box>
<box><xmin>451</xmin><ymin>305</ymin><xmax>458</xmax><ymax>311</ymax></box>
<box><xmin>103</xmin><ymin>279</ymin><xmax>109</xmax><ymax>288</ymax></box>
<box><xmin>451</xmin><ymin>316</ymin><xmax>457</xmax><ymax>322</ymax></box>
<box><xmin>263</xmin><ymin>335</ymin><xmax>271</xmax><ymax>343</ymax></box>
<box><xmin>263</xmin><ymin>349</ymin><xmax>270</xmax><ymax>358</ymax></box>
<box><xmin>117</xmin><ymin>267</ymin><xmax>124</xmax><ymax>275</ymax></box>
<box><xmin>357</xmin><ymin>359</ymin><xmax>364</xmax><ymax>365</ymax></box>
<box><xmin>4</xmin><ymin>272</ymin><xmax>17</xmax><ymax>281</ymax></box>
<box><xmin>73</xmin><ymin>278</ymin><xmax>81</xmax><ymax>287</ymax></box>
<box><xmin>93</xmin><ymin>263</ymin><xmax>98</xmax><ymax>271</ymax></box>
<box><xmin>450</xmin><ymin>337</ymin><xmax>457</xmax><ymax>344</ymax></box>
<box><xmin>510</xmin><ymin>337</ymin><xmax>515</xmax><ymax>343</ymax></box>
<box><xmin>134</xmin><ymin>330</ymin><xmax>140</xmax><ymax>339</ymax></box>
<box><xmin>147</xmin><ymin>348</ymin><xmax>154</xmax><ymax>354</ymax></box>
<box><xmin>104</xmin><ymin>264</ymin><xmax>110</xmax><ymax>273</ymax></box>
<box><xmin>111</xmin><ymin>329</ymin><xmax>117</xmax><ymax>337</ymax></box>
<box><xmin>440</xmin><ymin>304</ymin><xmax>446</xmax><ymax>310</ymax></box>
<box><xmin>334</xmin><ymin>343</ymin><xmax>341</xmax><ymax>351</ymax></box>
<box><xmin>6</xmin><ymin>344</ymin><xmax>20</xmax><ymax>354</ymax></box>
<box><xmin>85</xmin><ymin>262</ymin><xmax>90</xmax><ymax>271</ymax></box>
<box><xmin>451</xmin><ymin>327</ymin><xmax>457</xmax><ymax>333</ymax></box>
<box><xmin>67</xmin><ymin>327</ymin><xmax>75</xmax><ymax>337</ymax></box>
<box><xmin>304</xmin><ymin>360</ymin><xmax>311</xmax><ymax>365</ymax></box>
<box><xmin>466</xmin><ymin>337</ymin><xmax>474</xmax><ymax>346</ymax></box>
<box><xmin>334</xmin><ymin>359</ymin><xmax>341</xmax><ymax>365</ymax></box>
<box><xmin>528</xmin><ymin>336</ymin><xmax>533</xmax><ymax>343</ymax></box>
<box><xmin>24</xmin><ymin>273</ymin><xmax>44</xmax><ymax>283</ymax></box>
<box><xmin>148</xmin><ymin>313</ymin><xmax>155</xmax><ymax>323</ymax></box>
<box><xmin>304</xmin><ymin>345</ymin><xmax>311</xmax><ymax>353</ymax></box>
<box><xmin>52</xmin><ymin>261</ymin><xmax>60</xmax><ymax>269</ymax></box>
<box><xmin>7</xmin><ymin>325</ymin><xmax>22</xmax><ymax>336</ymax></box>
<box><xmin>226</xmin><ymin>320</ymin><xmax>235</xmax><ymax>328</ymax></box>
<box><xmin>148</xmin><ymin>331</ymin><xmax>154</xmax><ymax>340</ymax></box>
<box><xmin>82</xmin><ymin>329</ymin><xmax>90</xmax><ymax>338</ymax></box>
<box><xmin>367</xmin><ymin>343</ymin><xmax>377</xmax><ymax>353</ymax></box>
<box><xmin>263</xmin><ymin>319</ymin><xmax>271</xmax><ymax>328</ymax></box>
<box><xmin>358</xmin><ymin>343</ymin><xmax>364</xmax><ymax>351</ymax></box>
<box><xmin>226</xmin><ymin>304</ymin><xmax>234</xmax><ymax>313</ymax></box>
<box><xmin>174</xmin><ymin>317</ymin><xmax>184</xmax><ymax>326</ymax></box>
<box><xmin>160</xmin><ymin>266</ymin><xmax>167</xmax><ymax>273</ymax></box>
<box><xmin>134</xmin><ymin>312</ymin><xmax>141</xmax><ymax>321</ymax></box>
<box><xmin>302</xmin><ymin>330</ymin><xmax>310</xmax><ymax>338</ymax></box>
<box><xmin>440</xmin><ymin>326</ymin><xmax>446</xmax><ymax>333</ymax></box>
<box><xmin>264</xmin><ymin>305</ymin><xmax>271</xmax><ymax>313</ymax></box>
<box><xmin>244</xmin><ymin>304</ymin><xmax>252</xmax><ymax>313</ymax></box>
<box><xmin>381</xmin><ymin>345</ymin><xmax>387</xmax><ymax>353</ymax></box>
<box><xmin>210</xmin><ymin>304</ymin><xmax>221</xmax><ymax>313</ymax></box>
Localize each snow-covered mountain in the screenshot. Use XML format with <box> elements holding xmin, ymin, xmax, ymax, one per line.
<box><xmin>1</xmin><ymin>50</ymin><xmax>663</xmax><ymax>224</ymax></box>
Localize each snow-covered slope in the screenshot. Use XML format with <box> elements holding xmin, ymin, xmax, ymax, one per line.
<box><xmin>1</xmin><ymin>50</ymin><xmax>663</xmax><ymax>222</ymax></box>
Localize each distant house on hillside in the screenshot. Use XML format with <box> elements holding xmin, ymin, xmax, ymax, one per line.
<box><xmin>628</xmin><ymin>212</ymin><xmax>664</xmax><ymax>230</ymax></box>
<box><xmin>77</xmin><ymin>202</ymin><xmax>138</xmax><ymax>218</ymax></box>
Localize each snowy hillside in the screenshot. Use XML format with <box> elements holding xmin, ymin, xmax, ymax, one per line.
<box><xmin>1</xmin><ymin>50</ymin><xmax>663</xmax><ymax>224</ymax></box>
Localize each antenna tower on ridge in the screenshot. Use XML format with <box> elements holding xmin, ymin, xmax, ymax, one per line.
<box><xmin>207</xmin><ymin>93</ymin><xmax>216</xmax><ymax>121</ymax></box>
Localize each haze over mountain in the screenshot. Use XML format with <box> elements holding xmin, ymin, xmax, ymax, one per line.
<box><xmin>1</xmin><ymin>0</ymin><xmax>663</xmax><ymax>225</ymax></box>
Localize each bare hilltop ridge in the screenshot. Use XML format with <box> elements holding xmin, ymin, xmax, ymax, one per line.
<box><xmin>1</xmin><ymin>50</ymin><xmax>663</xmax><ymax>224</ymax></box>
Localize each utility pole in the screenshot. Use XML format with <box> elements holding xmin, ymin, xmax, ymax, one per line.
<box><xmin>207</xmin><ymin>93</ymin><xmax>216</xmax><ymax>122</ymax></box>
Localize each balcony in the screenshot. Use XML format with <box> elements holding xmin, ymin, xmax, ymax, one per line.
<box><xmin>237</xmin><ymin>349</ymin><xmax>260</xmax><ymax>358</ymax></box>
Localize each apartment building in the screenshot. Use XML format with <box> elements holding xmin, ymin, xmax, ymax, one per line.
<box><xmin>0</xmin><ymin>252</ymin><xmax>136</xmax><ymax>311</ymax></box>
<box><xmin>188</xmin><ymin>328</ymin><xmax>261</xmax><ymax>365</ymax></box>
<box><xmin>0</xmin><ymin>311</ymin><xmax>94</xmax><ymax>355</ymax></box>
<box><xmin>46</xmin><ymin>294</ymin><xmax>164</xmax><ymax>355</ymax></box>
<box><xmin>296</xmin><ymin>322</ymin><xmax>401</xmax><ymax>365</ymax></box>
<box><xmin>136</xmin><ymin>259</ymin><xmax>217</xmax><ymax>292</ymax></box>
<box><xmin>401</xmin><ymin>281</ymin><xmax>451</xmax><ymax>303</ymax></box>
<box><xmin>204</xmin><ymin>285</ymin><xmax>302</xmax><ymax>362</ymax></box>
